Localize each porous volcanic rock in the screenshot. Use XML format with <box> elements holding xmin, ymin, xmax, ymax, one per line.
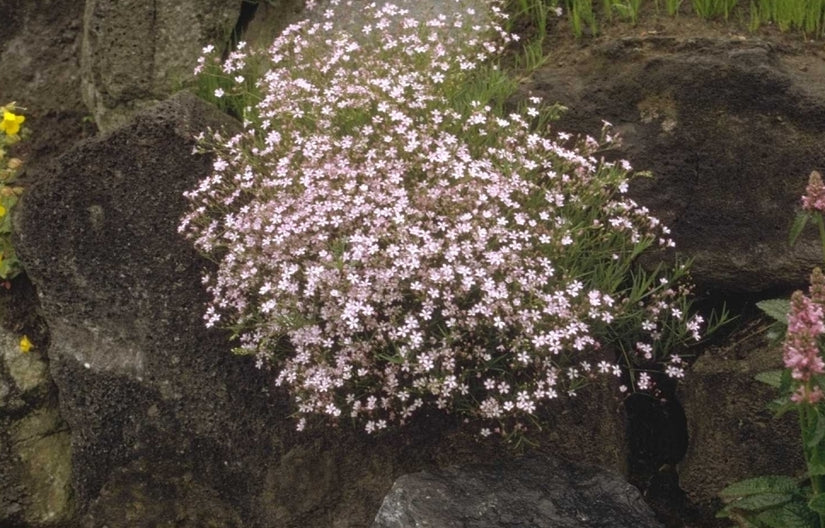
<box><xmin>677</xmin><ymin>336</ymin><xmax>806</xmax><ymax>516</ymax></box>
<box><xmin>372</xmin><ymin>454</ymin><xmax>663</xmax><ymax>528</ymax></box>
<box><xmin>524</xmin><ymin>35</ymin><xmax>825</xmax><ymax>293</ymax></box>
<box><xmin>14</xmin><ymin>92</ymin><xmax>296</xmax><ymax>526</ymax></box>
<box><xmin>80</xmin><ymin>0</ymin><xmax>241</xmax><ymax>131</ymax></box>
<box><xmin>0</xmin><ymin>0</ymin><xmax>93</xmax><ymax>173</ymax></box>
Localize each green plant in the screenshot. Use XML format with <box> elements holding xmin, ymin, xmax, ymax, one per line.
<box><xmin>0</xmin><ymin>103</ymin><xmax>27</xmax><ymax>282</ymax></box>
<box><xmin>664</xmin><ymin>0</ymin><xmax>684</xmax><ymax>15</ymax></box>
<box><xmin>718</xmin><ymin>171</ymin><xmax>825</xmax><ymax>527</ymax></box>
<box><xmin>691</xmin><ymin>0</ymin><xmax>738</xmax><ymax>19</ymax></box>
<box><xmin>541</xmin><ymin>0</ymin><xmax>825</xmax><ymax>38</ymax></box>
<box><xmin>182</xmin><ymin>0</ymin><xmax>715</xmax><ymax>437</ymax></box>
<box><xmin>613</xmin><ymin>0</ymin><xmax>645</xmax><ymax>23</ymax></box>
<box><xmin>565</xmin><ymin>0</ymin><xmax>598</xmax><ymax>37</ymax></box>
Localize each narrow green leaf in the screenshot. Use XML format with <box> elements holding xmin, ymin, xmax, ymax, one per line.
<box><xmin>719</xmin><ymin>476</ymin><xmax>801</xmax><ymax>499</ymax></box>
<box><xmin>756</xmin><ymin>299</ymin><xmax>791</xmax><ymax>325</ymax></box>
<box><xmin>791</xmin><ymin>212</ymin><xmax>811</xmax><ymax>246</ymax></box>
<box><xmin>807</xmin><ymin>410</ymin><xmax>825</xmax><ymax>448</ymax></box>
<box><xmin>768</xmin><ymin>396</ymin><xmax>795</xmax><ymax>418</ymax></box>
<box><xmin>755</xmin><ymin>370</ymin><xmax>784</xmax><ymax>388</ymax></box>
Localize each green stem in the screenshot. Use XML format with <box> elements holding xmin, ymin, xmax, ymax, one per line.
<box><xmin>801</xmin><ymin>391</ymin><xmax>825</xmax><ymax>527</ymax></box>
<box><xmin>817</xmin><ymin>215</ymin><xmax>825</xmax><ymax>263</ymax></box>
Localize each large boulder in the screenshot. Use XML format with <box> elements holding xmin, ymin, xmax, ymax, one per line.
<box><xmin>80</xmin><ymin>0</ymin><xmax>241</xmax><ymax>132</ymax></box>
<box><xmin>14</xmin><ymin>92</ymin><xmax>286</xmax><ymax>525</ymax></box>
<box><xmin>372</xmin><ymin>455</ymin><xmax>663</xmax><ymax>528</ymax></box>
<box><xmin>524</xmin><ymin>34</ymin><xmax>825</xmax><ymax>293</ymax></box>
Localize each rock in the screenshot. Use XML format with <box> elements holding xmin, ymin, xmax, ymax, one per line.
<box><xmin>82</xmin><ymin>462</ymin><xmax>244</xmax><ymax>528</ymax></box>
<box><xmin>372</xmin><ymin>454</ymin><xmax>663</xmax><ymax>528</ymax></box>
<box><xmin>0</xmin><ymin>0</ymin><xmax>93</xmax><ymax>174</ymax></box>
<box><xmin>523</xmin><ymin>36</ymin><xmax>825</xmax><ymax>293</ymax></box>
<box><xmin>11</xmin><ymin>409</ymin><xmax>74</xmax><ymax>525</ymax></box>
<box><xmin>80</xmin><ymin>0</ymin><xmax>241</xmax><ymax>131</ymax></box>
<box><xmin>14</xmin><ymin>92</ymin><xmax>426</xmax><ymax>527</ymax></box>
<box><xmin>1</xmin><ymin>317</ymin><xmax>73</xmax><ymax>527</ymax></box>
<box><xmin>537</xmin><ymin>376</ymin><xmax>628</xmax><ymax>474</ymax></box>
<box><xmin>241</xmin><ymin>0</ymin><xmax>307</xmax><ymax>52</ymax></box>
<box><xmin>677</xmin><ymin>338</ymin><xmax>805</xmax><ymax>515</ymax></box>
<box><xmin>3</xmin><ymin>331</ymin><xmax>48</xmax><ymax>396</ymax></box>
<box><xmin>15</xmin><ymin>92</ymin><xmax>273</xmax><ymax>522</ymax></box>
<box><xmin>0</xmin><ymin>0</ymin><xmax>84</xmax><ymax>114</ymax></box>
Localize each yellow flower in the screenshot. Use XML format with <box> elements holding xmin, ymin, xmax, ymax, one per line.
<box><xmin>19</xmin><ymin>335</ymin><xmax>32</xmax><ymax>353</ymax></box>
<box><xmin>0</xmin><ymin>205</ymin><xmax>7</xmax><ymax>218</ymax></box>
<box><xmin>0</xmin><ymin>111</ymin><xmax>25</xmax><ymax>136</ymax></box>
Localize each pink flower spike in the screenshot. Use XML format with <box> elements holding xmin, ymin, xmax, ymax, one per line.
<box><xmin>802</xmin><ymin>171</ymin><xmax>825</xmax><ymax>213</ymax></box>
<box><xmin>791</xmin><ymin>385</ymin><xmax>824</xmax><ymax>405</ymax></box>
<box><xmin>784</xmin><ymin>291</ymin><xmax>825</xmax><ymax>385</ymax></box>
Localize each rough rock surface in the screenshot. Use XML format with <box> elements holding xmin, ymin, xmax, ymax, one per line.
<box><xmin>372</xmin><ymin>455</ymin><xmax>663</xmax><ymax>528</ymax></box>
<box><xmin>0</xmin><ymin>0</ymin><xmax>94</xmax><ymax>174</ymax></box>
<box><xmin>677</xmin><ymin>335</ymin><xmax>806</xmax><ymax>514</ymax></box>
<box><xmin>524</xmin><ymin>36</ymin><xmax>825</xmax><ymax>293</ymax></box>
<box><xmin>0</xmin><ymin>279</ymin><xmax>72</xmax><ymax>527</ymax></box>
<box><xmin>15</xmin><ymin>92</ymin><xmax>272</xmax><ymax>524</ymax></box>
<box><xmin>81</xmin><ymin>0</ymin><xmax>241</xmax><ymax>132</ymax></box>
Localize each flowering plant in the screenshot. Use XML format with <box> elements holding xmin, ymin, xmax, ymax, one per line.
<box><xmin>717</xmin><ymin>171</ymin><xmax>825</xmax><ymax>527</ymax></box>
<box><xmin>181</xmin><ymin>0</ymin><xmax>707</xmax><ymax>436</ymax></box>
<box><xmin>0</xmin><ymin>103</ymin><xmax>26</xmax><ymax>281</ymax></box>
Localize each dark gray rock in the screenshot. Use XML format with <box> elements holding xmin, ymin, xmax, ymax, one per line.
<box><xmin>372</xmin><ymin>455</ymin><xmax>663</xmax><ymax>528</ymax></box>
<box><xmin>14</xmin><ymin>91</ymin><xmax>271</xmax><ymax>524</ymax></box>
<box><xmin>81</xmin><ymin>0</ymin><xmax>241</xmax><ymax>131</ymax></box>
<box><xmin>524</xmin><ymin>36</ymin><xmax>825</xmax><ymax>293</ymax></box>
<box><xmin>0</xmin><ymin>0</ymin><xmax>93</xmax><ymax>175</ymax></box>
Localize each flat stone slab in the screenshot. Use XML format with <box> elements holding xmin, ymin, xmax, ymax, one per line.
<box><xmin>372</xmin><ymin>455</ymin><xmax>663</xmax><ymax>528</ymax></box>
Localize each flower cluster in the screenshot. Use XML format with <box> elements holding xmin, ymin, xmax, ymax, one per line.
<box><xmin>784</xmin><ymin>271</ymin><xmax>825</xmax><ymax>404</ymax></box>
<box><xmin>803</xmin><ymin>170</ymin><xmax>825</xmax><ymax>213</ymax></box>
<box><xmin>181</xmin><ymin>0</ymin><xmax>701</xmax><ymax>434</ymax></box>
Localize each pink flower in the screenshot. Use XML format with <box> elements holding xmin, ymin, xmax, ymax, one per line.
<box><xmin>791</xmin><ymin>385</ymin><xmax>824</xmax><ymax>405</ymax></box>
<box><xmin>802</xmin><ymin>171</ymin><xmax>825</xmax><ymax>213</ymax></box>
<box><xmin>784</xmin><ymin>291</ymin><xmax>825</xmax><ymax>383</ymax></box>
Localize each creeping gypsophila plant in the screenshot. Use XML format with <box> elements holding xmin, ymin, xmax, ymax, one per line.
<box><xmin>180</xmin><ymin>0</ymin><xmax>708</xmax><ymax>436</ymax></box>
